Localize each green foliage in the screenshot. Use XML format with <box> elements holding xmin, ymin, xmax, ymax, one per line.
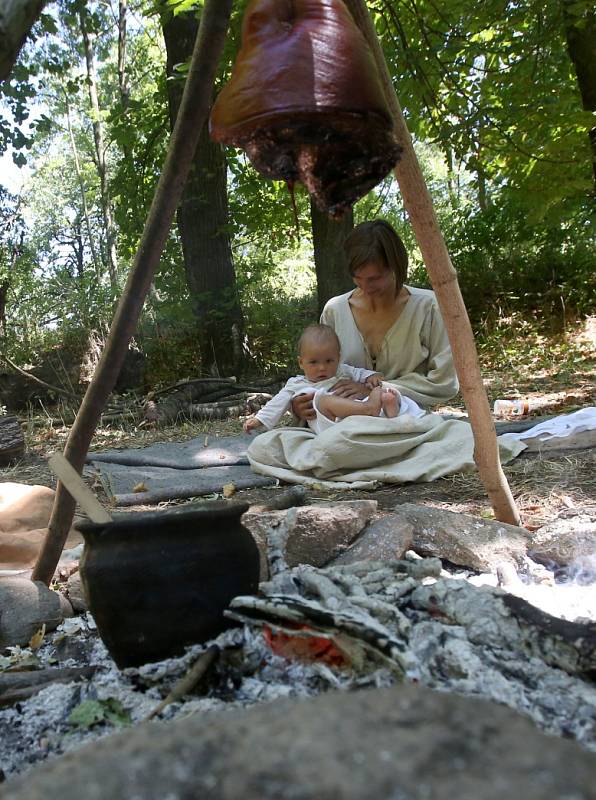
<box><xmin>237</xmin><ymin>240</ymin><xmax>318</xmax><ymax>374</ymax></box>
<box><xmin>444</xmin><ymin>198</ymin><xmax>595</xmax><ymax>322</ymax></box>
<box><xmin>0</xmin><ymin>0</ymin><xmax>592</xmax><ymax>383</ymax></box>
<box><xmin>68</xmin><ymin>697</ymin><xmax>131</xmax><ymax>729</ymax></box>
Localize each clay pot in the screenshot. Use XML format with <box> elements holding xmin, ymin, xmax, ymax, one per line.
<box><xmin>76</xmin><ymin>501</ymin><xmax>259</xmax><ymax>668</ymax></box>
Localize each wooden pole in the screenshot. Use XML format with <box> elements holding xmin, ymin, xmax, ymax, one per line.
<box><xmin>344</xmin><ymin>0</ymin><xmax>521</xmax><ymax>526</ymax></box>
<box><xmin>32</xmin><ymin>0</ymin><xmax>234</xmax><ymax>585</ymax></box>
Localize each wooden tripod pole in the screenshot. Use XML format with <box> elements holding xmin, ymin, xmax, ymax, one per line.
<box><xmin>344</xmin><ymin>0</ymin><xmax>521</xmax><ymax>526</ymax></box>
<box><xmin>32</xmin><ymin>0</ymin><xmax>234</xmax><ymax>585</ymax></box>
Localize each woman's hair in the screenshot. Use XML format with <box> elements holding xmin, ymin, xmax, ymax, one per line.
<box><xmin>297</xmin><ymin>324</ymin><xmax>341</xmax><ymax>356</ymax></box>
<box><xmin>344</xmin><ymin>219</ymin><xmax>408</xmax><ymax>290</ymax></box>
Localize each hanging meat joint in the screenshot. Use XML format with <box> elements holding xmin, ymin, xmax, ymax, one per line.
<box><xmin>209</xmin><ymin>0</ymin><xmax>402</xmax><ymax>218</ymax></box>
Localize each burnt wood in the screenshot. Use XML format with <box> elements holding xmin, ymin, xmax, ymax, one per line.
<box><xmin>0</xmin><ymin>415</ymin><xmax>24</xmax><ymax>465</ymax></box>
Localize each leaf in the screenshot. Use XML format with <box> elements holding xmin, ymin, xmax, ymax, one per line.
<box><xmin>68</xmin><ymin>700</ymin><xmax>106</xmax><ymax>729</ymax></box>
<box><xmin>68</xmin><ymin>698</ymin><xmax>131</xmax><ymax>729</ymax></box>
<box><xmin>29</xmin><ymin>624</ymin><xmax>46</xmax><ymax>651</ymax></box>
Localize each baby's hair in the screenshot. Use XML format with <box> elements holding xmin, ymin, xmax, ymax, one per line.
<box><xmin>297</xmin><ymin>324</ymin><xmax>341</xmax><ymax>356</ymax></box>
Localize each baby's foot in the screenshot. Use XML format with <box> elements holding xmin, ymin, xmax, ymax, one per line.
<box><xmin>382</xmin><ymin>387</ymin><xmax>401</xmax><ymax>418</ymax></box>
<box><xmin>365</xmin><ymin>386</ymin><xmax>383</xmax><ymax>416</ymax></box>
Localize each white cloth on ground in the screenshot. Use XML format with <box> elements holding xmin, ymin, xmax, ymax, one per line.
<box><xmin>499</xmin><ymin>407</ymin><xmax>596</xmax><ymax>442</ymax></box>
<box><xmin>320</xmin><ymin>285</ymin><xmax>459</xmax><ymax>408</ymax></box>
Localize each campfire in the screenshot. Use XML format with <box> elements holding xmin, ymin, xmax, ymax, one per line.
<box><xmin>1</xmin><ymin>501</ymin><xmax>594</xmax><ymax>780</ymax></box>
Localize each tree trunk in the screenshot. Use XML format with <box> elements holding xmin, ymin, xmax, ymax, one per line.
<box><xmin>64</xmin><ymin>94</ymin><xmax>102</xmax><ymax>280</ymax></box>
<box><xmin>117</xmin><ymin>0</ymin><xmax>129</xmax><ymax>109</ymax></box>
<box><xmin>310</xmin><ymin>200</ymin><xmax>354</xmax><ymax>315</ymax></box>
<box><xmin>562</xmin><ymin>0</ymin><xmax>596</xmax><ymax>187</ymax></box>
<box><xmin>0</xmin><ymin>0</ymin><xmax>47</xmax><ymax>80</ymax></box>
<box><xmin>32</xmin><ymin>0</ymin><xmax>234</xmax><ymax>586</ymax></box>
<box><xmin>343</xmin><ymin>0</ymin><xmax>521</xmax><ymax>527</ymax></box>
<box><xmin>79</xmin><ymin>4</ymin><xmax>119</xmax><ymax>286</ymax></box>
<box><xmin>0</xmin><ymin>415</ymin><xmax>25</xmax><ymax>465</ymax></box>
<box><xmin>162</xmin><ymin>8</ymin><xmax>245</xmax><ymax>378</ymax></box>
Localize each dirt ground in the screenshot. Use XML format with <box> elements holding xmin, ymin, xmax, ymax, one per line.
<box><xmin>2</xmin><ymin>317</ymin><xmax>595</xmax><ymax>530</ymax></box>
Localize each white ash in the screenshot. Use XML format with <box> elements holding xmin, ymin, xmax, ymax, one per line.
<box><xmin>1</xmin><ymin>555</ymin><xmax>595</xmax><ymax>782</ymax></box>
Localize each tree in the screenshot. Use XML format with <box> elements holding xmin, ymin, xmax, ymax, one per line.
<box><xmin>0</xmin><ymin>0</ymin><xmax>48</xmax><ymax>80</ymax></box>
<box><xmin>310</xmin><ymin>200</ymin><xmax>354</xmax><ymax>314</ymax></box>
<box><xmin>562</xmin><ymin>0</ymin><xmax>596</xmax><ymax>185</ymax></box>
<box><xmin>161</xmin><ymin>3</ymin><xmax>244</xmax><ymax>377</ymax></box>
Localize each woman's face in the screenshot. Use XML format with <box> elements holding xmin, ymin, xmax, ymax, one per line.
<box><xmin>352</xmin><ymin>261</ymin><xmax>396</xmax><ymax>297</ymax></box>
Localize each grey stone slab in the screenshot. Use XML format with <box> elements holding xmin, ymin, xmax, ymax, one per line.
<box><xmin>3</xmin><ymin>684</ymin><xmax>595</xmax><ymax>800</ymax></box>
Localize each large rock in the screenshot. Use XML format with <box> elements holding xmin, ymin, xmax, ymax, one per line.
<box><xmin>529</xmin><ymin>508</ymin><xmax>596</xmax><ymax>567</ymax></box>
<box><xmin>331</xmin><ymin>513</ymin><xmax>414</xmax><ymax>565</ymax></box>
<box><xmin>3</xmin><ymin>684</ymin><xmax>595</xmax><ymax>800</ymax></box>
<box><xmin>243</xmin><ymin>500</ymin><xmax>377</xmax><ymax>580</ymax></box>
<box><xmin>0</xmin><ymin>578</ymin><xmax>73</xmax><ymax>648</ymax></box>
<box><xmin>394</xmin><ymin>502</ymin><xmax>533</xmax><ymax>572</ymax></box>
<box><xmin>65</xmin><ymin>570</ymin><xmax>88</xmax><ymax>613</ymax></box>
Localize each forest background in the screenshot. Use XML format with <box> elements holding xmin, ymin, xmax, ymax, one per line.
<box><xmin>0</xmin><ymin>0</ymin><xmax>594</xmax><ymax>407</ymax></box>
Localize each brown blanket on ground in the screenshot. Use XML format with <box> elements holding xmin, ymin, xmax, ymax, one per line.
<box><xmin>0</xmin><ymin>483</ymin><xmax>82</xmax><ymax>571</ymax></box>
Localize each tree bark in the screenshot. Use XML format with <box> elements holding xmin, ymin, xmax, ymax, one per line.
<box><xmin>117</xmin><ymin>0</ymin><xmax>129</xmax><ymax>109</ymax></box>
<box><xmin>162</xmin><ymin>8</ymin><xmax>245</xmax><ymax>378</ymax></box>
<box><xmin>0</xmin><ymin>0</ymin><xmax>47</xmax><ymax>80</ymax></box>
<box><xmin>310</xmin><ymin>200</ymin><xmax>354</xmax><ymax>315</ymax></box>
<box><xmin>0</xmin><ymin>415</ymin><xmax>25</xmax><ymax>465</ymax></box>
<box><xmin>32</xmin><ymin>0</ymin><xmax>234</xmax><ymax>586</ymax></box>
<box><xmin>562</xmin><ymin>0</ymin><xmax>596</xmax><ymax>187</ymax></box>
<box><xmin>343</xmin><ymin>0</ymin><xmax>520</xmax><ymax>526</ymax></box>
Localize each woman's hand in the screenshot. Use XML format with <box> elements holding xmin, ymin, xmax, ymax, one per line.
<box><xmin>330</xmin><ymin>379</ymin><xmax>371</xmax><ymax>399</ymax></box>
<box><xmin>291</xmin><ymin>392</ymin><xmax>316</xmax><ymax>421</ymax></box>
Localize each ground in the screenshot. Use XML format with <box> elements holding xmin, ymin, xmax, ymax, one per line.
<box><xmin>3</xmin><ymin>316</ymin><xmax>595</xmax><ymax>529</ymax></box>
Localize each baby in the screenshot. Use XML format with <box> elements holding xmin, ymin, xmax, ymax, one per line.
<box><xmin>244</xmin><ymin>323</ymin><xmax>422</xmax><ymax>434</ymax></box>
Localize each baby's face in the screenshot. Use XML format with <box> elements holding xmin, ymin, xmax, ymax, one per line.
<box><xmin>298</xmin><ymin>341</ymin><xmax>340</xmax><ymax>382</ymax></box>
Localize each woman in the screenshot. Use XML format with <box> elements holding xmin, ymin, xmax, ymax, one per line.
<box><xmin>292</xmin><ymin>219</ymin><xmax>458</xmax><ymax>421</ymax></box>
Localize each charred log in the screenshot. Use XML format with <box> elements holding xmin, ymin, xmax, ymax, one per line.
<box><xmin>0</xmin><ymin>415</ymin><xmax>25</xmax><ymax>465</ymax></box>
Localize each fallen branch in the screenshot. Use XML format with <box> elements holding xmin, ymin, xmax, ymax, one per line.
<box><xmin>0</xmin><ymin>353</ymin><xmax>79</xmax><ymax>401</ymax></box>
<box><xmin>0</xmin><ymin>666</ymin><xmax>96</xmax><ymax>707</ymax></box>
<box><xmin>144</xmin><ymin>646</ymin><xmax>219</xmax><ymax>721</ymax></box>
<box><xmin>145</xmin><ymin>392</ymin><xmax>271</xmax><ymax>425</ymax></box>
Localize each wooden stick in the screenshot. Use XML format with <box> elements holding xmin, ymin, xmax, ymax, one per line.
<box><xmin>343</xmin><ymin>0</ymin><xmax>521</xmax><ymax>526</ymax></box>
<box><xmin>31</xmin><ymin>0</ymin><xmax>234</xmax><ymax>585</ymax></box>
<box><xmin>145</xmin><ymin>646</ymin><xmax>219</xmax><ymax>721</ymax></box>
<box><xmin>48</xmin><ymin>453</ymin><xmax>112</xmax><ymax>524</ymax></box>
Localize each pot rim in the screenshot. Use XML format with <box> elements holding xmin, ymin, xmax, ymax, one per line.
<box><xmin>75</xmin><ymin>499</ymin><xmax>250</xmax><ymax>534</ymax></box>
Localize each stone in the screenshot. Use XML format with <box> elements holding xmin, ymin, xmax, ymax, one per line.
<box><xmin>243</xmin><ymin>500</ymin><xmax>378</xmax><ymax>580</ymax></box>
<box><xmin>65</xmin><ymin>571</ymin><xmax>88</xmax><ymax>613</ymax></box>
<box><xmin>330</xmin><ymin>513</ymin><xmax>414</xmax><ymax>566</ymax></box>
<box><xmin>3</xmin><ymin>683</ymin><xmax>595</xmax><ymax>800</ymax></box>
<box><xmin>529</xmin><ymin>508</ymin><xmax>596</xmax><ymax>567</ymax></box>
<box><xmin>0</xmin><ymin>578</ymin><xmax>73</xmax><ymax>648</ymax></box>
<box><xmin>394</xmin><ymin>502</ymin><xmax>533</xmax><ymax>572</ymax></box>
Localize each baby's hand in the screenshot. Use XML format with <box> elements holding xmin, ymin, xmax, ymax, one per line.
<box><xmin>243</xmin><ymin>416</ymin><xmax>264</xmax><ymax>433</ymax></box>
<box><xmin>365</xmin><ymin>373</ymin><xmax>384</xmax><ymax>389</ymax></box>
